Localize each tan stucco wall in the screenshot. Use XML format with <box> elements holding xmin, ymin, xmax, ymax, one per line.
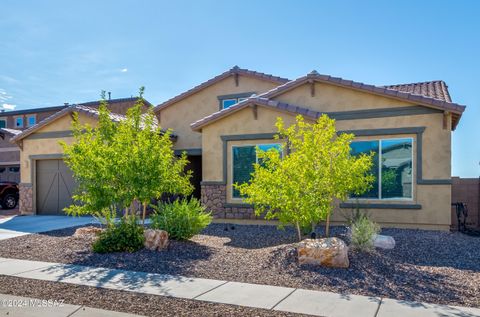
<box><xmin>19</xmin><ymin>112</ymin><xmax>98</xmax><ymax>183</ymax></box>
<box><xmin>277</xmin><ymin>82</ymin><xmax>416</xmax><ymax>112</ymax></box>
<box><xmin>156</xmin><ymin>75</ymin><xmax>280</xmax><ymax>150</ymax></box>
<box><xmin>200</xmin><ymin>87</ymin><xmax>452</xmax><ymax>229</ymax></box>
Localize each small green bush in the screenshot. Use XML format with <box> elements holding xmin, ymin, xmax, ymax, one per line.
<box><xmin>350</xmin><ymin>212</ymin><xmax>380</xmax><ymax>252</ymax></box>
<box><xmin>93</xmin><ymin>216</ymin><xmax>145</xmax><ymax>253</ymax></box>
<box><xmin>150</xmin><ymin>198</ymin><xmax>212</xmax><ymax>240</ymax></box>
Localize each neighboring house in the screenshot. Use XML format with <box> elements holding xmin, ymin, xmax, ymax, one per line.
<box><xmin>9</xmin><ymin>97</ymin><xmax>151</xmax><ymax>214</ymax></box>
<box><xmin>12</xmin><ymin>67</ymin><xmax>465</xmax><ymax>231</ymax></box>
<box><xmin>0</xmin><ymin>106</ymin><xmax>67</xmax><ymax>183</ymax></box>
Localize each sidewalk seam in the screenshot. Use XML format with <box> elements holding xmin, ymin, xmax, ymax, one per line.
<box><xmin>270</xmin><ymin>288</ymin><xmax>297</xmax><ymax>310</ymax></box>
<box><xmin>374</xmin><ymin>297</ymin><xmax>383</xmax><ymax>317</ymax></box>
<box><xmin>66</xmin><ymin>305</ymin><xmax>84</xmax><ymax>317</ymax></box>
<box><xmin>193</xmin><ymin>281</ymin><xmax>229</xmax><ymax>299</ymax></box>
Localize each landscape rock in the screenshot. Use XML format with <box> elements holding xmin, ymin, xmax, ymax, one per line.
<box><xmin>144</xmin><ymin>229</ymin><xmax>169</xmax><ymax>251</ymax></box>
<box><xmin>73</xmin><ymin>226</ymin><xmax>103</xmax><ymax>238</ymax></box>
<box><xmin>373</xmin><ymin>234</ymin><xmax>396</xmax><ymax>249</ymax></box>
<box><xmin>297</xmin><ymin>237</ymin><xmax>349</xmax><ymax>268</ymax></box>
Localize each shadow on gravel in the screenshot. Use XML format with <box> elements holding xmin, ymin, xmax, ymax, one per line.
<box><xmin>64</xmin><ymin>239</ymin><xmax>215</xmax><ymax>277</ymax></box>
<box><xmin>200</xmin><ymin>223</ymin><xmax>298</xmax><ymax>249</ymax></box>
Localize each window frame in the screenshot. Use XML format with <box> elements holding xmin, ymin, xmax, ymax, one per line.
<box><xmin>0</xmin><ymin>118</ymin><xmax>6</xmax><ymax>129</ymax></box>
<box><xmin>221</xmin><ymin>98</ymin><xmax>238</xmax><ymax>109</ymax></box>
<box><xmin>14</xmin><ymin>116</ymin><xmax>23</xmax><ymax>128</ymax></box>
<box><xmin>231</xmin><ymin>143</ymin><xmax>283</xmax><ymax>199</ymax></box>
<box><xmin>350</xmin><ymin>137</ymin><xmax>414</xmax><ymax>201</ymax></box>
<box><xmin>27</xmin><ymin>115</ymin><xmax>36</xmax><ymax>127</ymax></box>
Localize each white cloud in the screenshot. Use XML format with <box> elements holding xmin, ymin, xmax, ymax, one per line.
<box><xmin>0</xmin><ymin>89</ymin><xmax>13</xmax><ymax>102</ymax></box>
<box><xmin>1</xmin><ymin>103</ymin><xmax>16</xmax><ymax>110</ymax></box>
<box><xmin>120</xmin><ymin>68</ymin><xmax>128</xmax><ymax>73</ymax></box>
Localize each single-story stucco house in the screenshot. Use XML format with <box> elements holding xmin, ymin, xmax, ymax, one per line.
<box><xmin>12</xmin><ymin>66</ymin><xmax>465</xmax><ymax>230</ymax></box>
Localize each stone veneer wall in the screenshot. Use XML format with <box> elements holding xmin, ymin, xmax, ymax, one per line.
<box><xmin>201</xmin><ymin>183</ymin><xmax>258</xmax><ymax>219</ymax></box>
<box><xmin>19</xmin><ymin>183</ymin><xmax>33</xmax><ymax>215</ymax></box>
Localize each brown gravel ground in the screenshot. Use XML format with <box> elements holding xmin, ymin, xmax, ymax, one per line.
<box><xmin>0</xmin><ymin>224</ymin><xmax>479</xmax><ymax>308</ymax></box>
<box><xmin>0</xmin><ymin>275</ymin><xmax>308</xmax><ymax>316</ymax></box>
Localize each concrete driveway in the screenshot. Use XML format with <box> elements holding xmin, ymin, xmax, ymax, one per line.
<box><xmin>0</xmin><ymin>215</ymin><xmax>97</xmax><ymax>240</ymax></box>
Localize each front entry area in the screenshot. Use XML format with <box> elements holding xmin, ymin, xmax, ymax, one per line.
<box><xmin>36</xmin><ymin>159</ymin><xmax>77</xmax><ymax>215</ymax></box>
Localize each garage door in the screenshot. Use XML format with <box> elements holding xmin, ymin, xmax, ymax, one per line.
<box><xmin>36</xmin><ymin>159</ymin><xmax>77</xmax><ymax>215</ymax></box>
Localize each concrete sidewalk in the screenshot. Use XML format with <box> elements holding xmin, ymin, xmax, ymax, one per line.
<box><xmin>0</xmin><ymin>293</ymin><xmax>144</xmax><ymax>317</ymax></box>
<box><xmin>0</xmin><ymin>257</ymin><xmax>478</xmax><ymax>317</ymax></box>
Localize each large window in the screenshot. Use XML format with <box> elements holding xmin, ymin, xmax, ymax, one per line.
<box><xmin>232</xmin><ymin>144</ymin><xmax>282</xmax><ymax>198</ymax></box>
<box><xmin>350</xmin><ymin>138</ymin><xmax>413</xmax><ymax>200</ymax></box>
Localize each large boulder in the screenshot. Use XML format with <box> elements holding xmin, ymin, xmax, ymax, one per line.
<box><xmin>297</xmin><ymin>237</ymin><xmax>349</xmax><ymax>268</ymax></box>
<box><xmin>144</xmin><ymin>229</ymin><xmax>169</xmax><ymax>251</ymax></box>
<box><xmin>373</xmin><ymin>234</ymin><xmax>395</xmax><ymax>249</ymax></box>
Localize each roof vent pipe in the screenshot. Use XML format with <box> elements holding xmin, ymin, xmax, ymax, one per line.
<box><xmin>108</xmin><ymin>92</ymin><xmax>111</xmax><ymax>100</ymax></box>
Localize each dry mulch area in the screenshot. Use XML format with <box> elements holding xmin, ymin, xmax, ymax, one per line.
<box><xmin>0</xmin><ymin>224</ymin><xmax>479</xmax><ymax>308</ymax></box>
<box><xmin>0</xmin><ymin>275</ymin><xmax>307</xmax><ymax>317</ymax></box>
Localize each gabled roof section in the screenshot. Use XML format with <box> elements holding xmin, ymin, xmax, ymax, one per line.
<box><xmin>191</xmin><ymin>97</ymin><xmax>322</xmax><ymax>131</ymax></box>
<box><xmin>260</xmin><ymin>71</ymin><xmax>465</xmax><ymax>114</ymax></box>
<box><xmin>383</xmin><ymin>80</ymin><xmax>452</xmax><ymax>103</ymax></box>
<box><xmin>11</xmin><ymin>104</ymin><xmax>167</xmax><ymax>143</ymax></box>
<box><xmin>192</xmin><ymin>71</ymin><xmax>466</xmax><ymax>131</ymax></box>
<box><xmin>79</xmin><ymin>96</ymin><xmax>154</xmax><ymax>108</ymax></box>
<box><xmin>154</xmin><ymin>66</ymin><xmax>289</xmax><ymax>112</ymax></box>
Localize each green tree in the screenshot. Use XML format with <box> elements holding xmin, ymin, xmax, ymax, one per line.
<box><xmin>61</xmin><ymin>88</ymin><xmax>192</xmax><ymax>224</ymax></box>
<box><xmin>235</xmin><ymin>114</ymin><xmax>374</xmax><ymax>241</ymax></box>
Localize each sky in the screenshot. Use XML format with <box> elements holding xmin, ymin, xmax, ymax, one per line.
<box><xmin>0</xmin><ymin>0</ymin><xmax>479</xmax><ymax>177</ymax></box>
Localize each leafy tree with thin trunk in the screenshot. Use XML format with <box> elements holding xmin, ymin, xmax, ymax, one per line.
<box><xmin>235</xmin><ymin>114</ymin><xmax>374</xmax><ymax>241</ymax></box>
<box><xmin>61</xmin><ymin>88</ymin><xmax>192</xmax><ymax>225</ymax></box>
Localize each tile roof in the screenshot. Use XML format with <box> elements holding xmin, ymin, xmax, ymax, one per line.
<box><xmin>383</xmin><ymin>81</ymin><xmax>452</xmax><ymax>103</ymax></box>
<box><xmin>154</xmin><ymin>66</ymin><xmax>289</xmax><ymax>112</ymax></box>
<box><xmin>11</xmin><ymin>104</ymin><xmax>167</xmax><ymax>143</ymax></box>
<box><xmin>260</xmin><ymin>71</ymin><xmax>465</xmax><ymax>114</ymax></box>
<box><xmin>191</xmin><ymin>97</ymin><xmax>322</xmax><ymax>131</ymax></box>
<box><xmin>0</xmin><ymin>128</ymin><xmax>22</xmax><ymax>136</ymax></box>
<box><xmin>191</xmin><ymin>70</ymin><xmax>466</xmax><ymax>131</ymax></box>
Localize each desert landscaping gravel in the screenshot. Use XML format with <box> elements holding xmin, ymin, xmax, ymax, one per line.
<box><xmin>0</xmin><ymin>223</ymin><xmax>478</xmax><ymax>308</ymax></box>
<box><xmin>0</xmin><ymin>275</ymin><xmax>308</xmax><ymax>317</ymax></box>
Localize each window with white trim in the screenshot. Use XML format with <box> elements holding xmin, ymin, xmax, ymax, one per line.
<box><xmin>232</xmin><ymin>144</ymin><xmax>282</xmax><ymax>198</ymax></box>
<box><xmin>350</xmin><ymin>138</ymin><xmax>413</xmax><ymax>199</ymax></box>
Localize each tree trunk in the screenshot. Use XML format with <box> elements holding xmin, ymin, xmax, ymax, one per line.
<box><xmin>325</xmin><ymin>213</ymin><xmax>330</xmax><ymax>237</ymax></box>
<box><xmin>142</xmin><ymin>202</ymin><xmax>147</xmax><ymax>225</ymax></box>
<box><xmin>295</xmin><ymin>221</ymin><xmax>302</xmax><ymax>241</ymax></box>
<box><xmin>124</xmin><ymin>207</ymin><xmax>129</xmax><ymax>218</ymax></box>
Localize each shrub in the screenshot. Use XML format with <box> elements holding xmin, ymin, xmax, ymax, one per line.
<box><xmin>93</xmin><ymin>216</ymin><xmax>145</xmax><ymax>253</ymax></box>
<box><xmin>150</xmin><ymin>198</ymin><xmax>212</xmax><ymax>240</ymax></box>
<box><xmin>350</xmin><ymin>212</ymin><xmax>380</xmax><ymax>252</ymax></box>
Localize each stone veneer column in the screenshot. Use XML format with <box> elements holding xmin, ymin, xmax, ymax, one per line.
<box><xmin>19</xmin><ymin>183</ymin><xmax>33</xmax><ymax>215</ymax></box>
<box><xmin>201</xmin><ymin>183</ymin><xmax>258</xmax><ymax>220</ymax></box>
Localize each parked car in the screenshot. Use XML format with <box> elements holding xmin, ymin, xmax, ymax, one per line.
<box><xmin>0</xmin><ymin>182</ymin><xmax>19</xmax><ymax>209</ymax></box>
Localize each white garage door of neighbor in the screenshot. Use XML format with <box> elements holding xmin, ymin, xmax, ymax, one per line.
<box><xmin>36</xmin><ymin>159</ymin><xmax>77</xmax><ymax>215</ymax></box>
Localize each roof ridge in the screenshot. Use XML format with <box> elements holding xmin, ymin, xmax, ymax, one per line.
<box><xmin>154</xmin><ymin>66</ymin><xmax>289</xmax><ymax>111</ymax></box>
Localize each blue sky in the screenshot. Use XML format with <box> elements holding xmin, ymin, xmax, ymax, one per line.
<box><xmin>0</xmin><ymin>0</ymin><xmax>478</xmax><ymax>177</ymax></box>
